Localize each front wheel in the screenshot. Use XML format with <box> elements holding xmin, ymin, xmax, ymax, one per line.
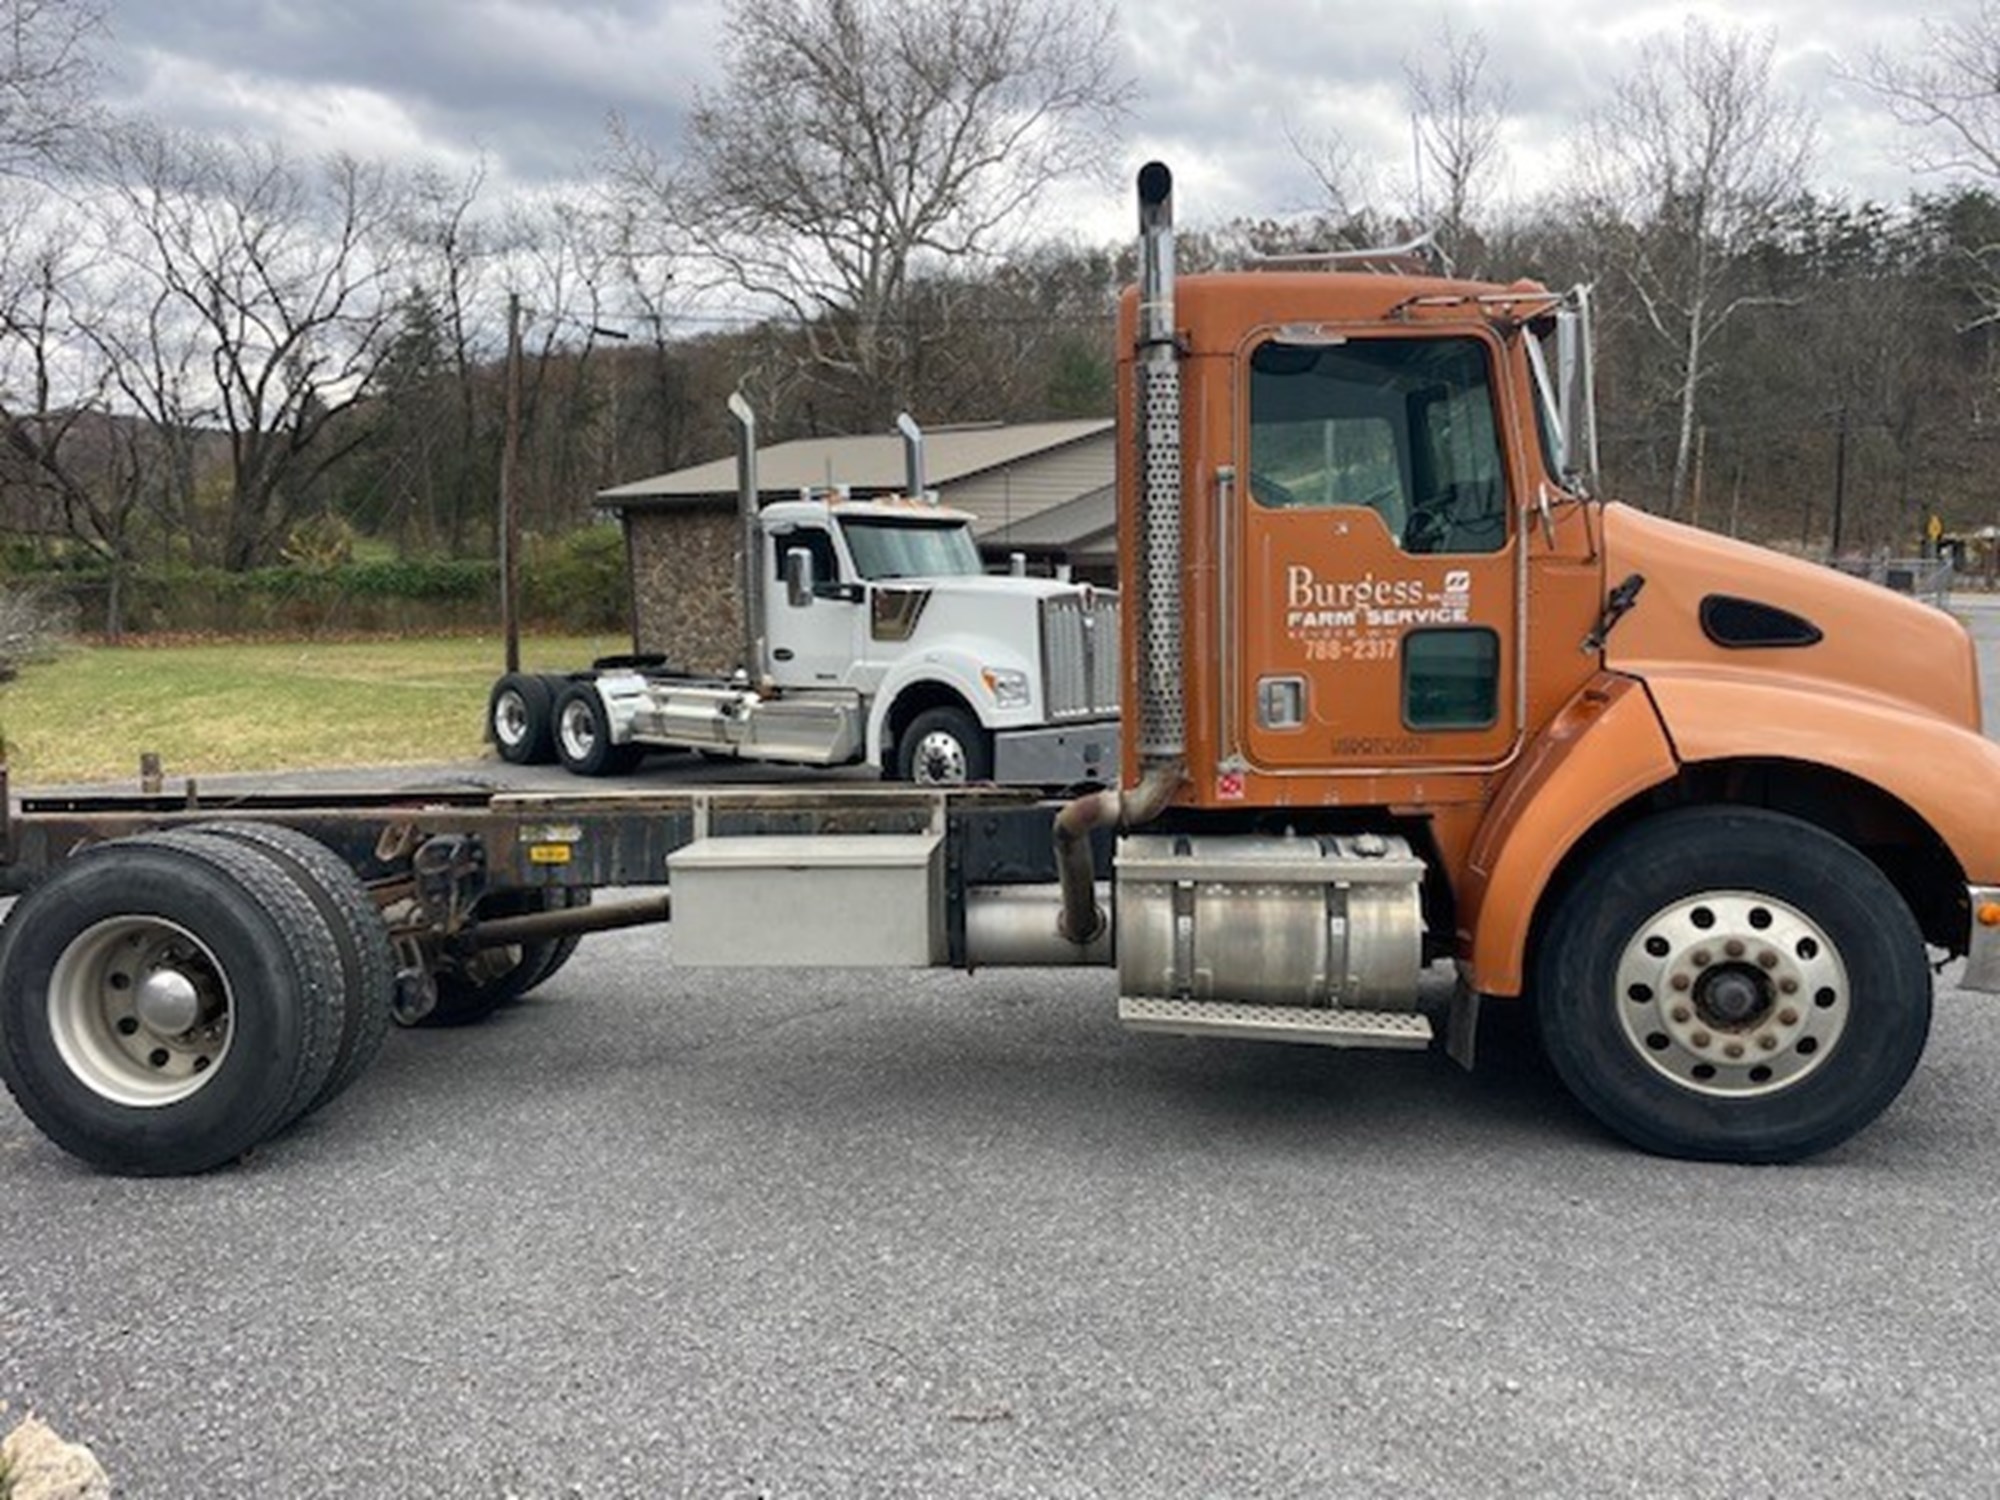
<box><xmin>894</xmin><ymin>705</ymin><xmax>992</xmax><ymax>786</ymax></box>
<box><xmin>1533</xmin><ymin>807</ymin><xmax>1932</xmax><ymax>1162</ymax></box>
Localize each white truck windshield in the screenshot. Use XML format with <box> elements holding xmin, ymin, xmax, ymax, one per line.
<box><xmin>841</xmin><ymin>518</ymin><xmax>985</xmax><ymax>580</ymax></box>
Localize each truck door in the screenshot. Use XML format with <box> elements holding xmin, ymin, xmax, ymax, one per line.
<box><xmin>1231</xmin><ymin>331</ymin><xmax>1520</xmax><ymax>773</ymax></box>
<box><xmin>766</xmin><ymin>524</ymin><xmax>862</xmax><ymax>688</ymax></box>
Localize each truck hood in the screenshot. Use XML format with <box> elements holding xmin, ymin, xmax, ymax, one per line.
<box><xmin>897</xmin><ymin>574</ymin><xmax>1098</xmax><ymax>603</ymax></box>
<box><xmin>1602</xmin><ymin>503</ymin><xmax>1980</xmax><ymax>731</ymax></box>
<box><xmin>871</xmin><ymin>574</ymin><xmax>1098</xmax><ymax>652</ymax></box>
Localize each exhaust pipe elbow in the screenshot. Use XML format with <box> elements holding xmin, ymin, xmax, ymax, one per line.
<box><xmin>1053</xmin><ymin>762</ymin><xmax>1181</xmax><ymax>949</ymax></box>
<box><xmin>1055</xmin><ymin>787</ymin><xmax>1119</xmax><ymax>945</ymax></box>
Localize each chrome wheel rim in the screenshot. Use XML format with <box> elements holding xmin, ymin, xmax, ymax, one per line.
<box><xmin>558</xmin><ymin>699</ymin><xmax>598</xmax><ymax>762</ymax></box>
<box><xmin>910</xmin><ymin>729</ymin><xmax>968</xmax><ymax>785</ymax></box>
<box><xmin>48</xmin><ymin>916</ymin><xmax>234</xmax><ymax>1106</ymax></box>
<box><xmin>1615</xmin><ymin>891</ymin><xmax>1849</xmax><ymax>1098</ymax></box>
<box><xmin>493</xmin><ymin>689</ymin><xmax>530</xmax><ymax>749</ymax></box>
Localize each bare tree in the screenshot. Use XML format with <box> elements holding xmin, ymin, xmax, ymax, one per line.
<box><xmin>1284</xmin><ymin>116</ymin><xmax>1375</xmax><ymax>226</ymax></box>
<box><xmin>0</xmin><ymin>0</ymin><xmax>104</xmax><ymax>176</ymax></box>
<box><xmin>1862</xmin><ymin>5</ymin><xmax>2000</xmax><ymax>185</ymax></box>
<box><xmin>597</xmin><ymin>179</ymin><xmax>696</xmax><ymax>474</ymax></box>
<box><xmin>91</xmin><ymin>125</ymin><xmax>411</xmax><ymax>568</ymax></box>
<box><xmin>0</xmin><ymin>197</ymin><xmax>163</xmax><ymax>634</ymax></box>
<box><xmin>610</xmin><ymin>0</ymin><xmax>1131</xmax><ymax>419</ymax></box>
<box><xmin>1860</xmin><ymin>5</ymin><xmax>2000</xmax><ymax>331</ymax></box>
<box><xmin>370</xmin><ymin>160</ymin><xmax>496</xmax><ymax>551</ymax></box>
<box><xmin>1405</xmin><ymin>19</ymin><xmax>1510</xmax><ymax>265</ymax></box>
<box><xmin>1576</xmin><ymin>18</ymin><xmax>1815</xmax><ymax>516</ymax></box>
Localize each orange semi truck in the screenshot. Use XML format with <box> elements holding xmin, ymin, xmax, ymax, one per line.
<box><xmin>2</xmin><ymin>161</ymin><xmax>1997</xmax><ymax>1173</ymax></box>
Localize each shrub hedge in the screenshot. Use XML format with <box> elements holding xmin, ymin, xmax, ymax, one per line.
<box><xmin>7</xmin><ymin>529</ymin><xmax>632</xmax><ymax>638</ymax></box>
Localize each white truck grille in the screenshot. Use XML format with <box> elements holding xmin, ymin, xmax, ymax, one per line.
<box><xmin>1040</xmin><ymin>591</ymin><xmax>1120</xmax><ymax>720</ymax></box>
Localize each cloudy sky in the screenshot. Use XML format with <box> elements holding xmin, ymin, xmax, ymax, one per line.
<box><xmin>96</xmin><ymin>0</ymin><xmax>1952</xmax><ymax>241</ymax></box>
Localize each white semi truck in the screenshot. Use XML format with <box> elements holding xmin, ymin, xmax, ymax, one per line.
<box><xmin>487</xmin><ymin>403</ymin><xmax>1119</xmax><ymax>787</ymax></box>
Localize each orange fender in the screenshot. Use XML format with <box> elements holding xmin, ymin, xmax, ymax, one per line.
<box><xmin>1460</xmin><ymin>675</ymin><xmax>1677</xmax><ymax>996</ymax></box>
<box><xmin>1643</xmin><ymin>667</ymin><xmax>2000</xmax><ymax>886</ymax></box>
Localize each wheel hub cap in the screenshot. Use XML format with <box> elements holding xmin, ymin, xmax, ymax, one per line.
<box><xmin>134</xmin><ymin>967</ymin><xmax>202</xmax><ymax>1034</ymax></box>
<box><xmin>1695</xmin><ymin>965</ymin><xmax>1770</xmax><ymax>1028</ymax></box>
<box><xmin>560</xmin><ymin>703</ymin><xmax>596</xmax><ymax>759</ymax></box>
<box><xmin>48</xmin><ymin>917</ymin><xmax>234</xmax><ymax>1107</ymax></box>
<box><xmin>913</xmin><ymin>731</ymin><xmax>967</xmax><ymax>785</ymax></box>
<box><xmin>1614</xmin><ymin>891</ymin><xmax>1848</xmax><ymax>1098</ymax></box>
<box><xmin>495</xmin><ymin>691</ymin><xmax>528</xmax><ymax>746</ymax></box>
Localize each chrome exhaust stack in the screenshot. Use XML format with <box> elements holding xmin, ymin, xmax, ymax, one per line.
<box><xmin>896</xmin><ymin>411</ymin><xmax>931</xmax><ymax>503</ymax></box>
<box><xmin>1134</xmin><ymin>160</ymin><xmax>1184</xmax><ymax>766</ymax></box>
<box><xmin>1053</xmin><ymin>163</ymin><xmax>1187</xmax><ymax>949</ymax></box>
<box><xmin>727</xmin><ymin>392</ymin><xmax>767</xmax><ymax>680</ymax></box>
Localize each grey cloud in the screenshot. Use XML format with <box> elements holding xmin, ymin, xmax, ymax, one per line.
<box><xmin>104</xmin><ymin>0</ymin><xmax>722</xmax><ymax>178</ymax></box>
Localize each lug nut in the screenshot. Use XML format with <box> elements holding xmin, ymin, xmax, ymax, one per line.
<box><xmin>1779</xmin><ymin>978</ymin><xmax>1799</xmax><ymax>994</ymax></box>
<box><xmin>1671</xmin><ymin>1006</ymin><xmax>1692</xmax><ymax>1024</ymax></box>
<box><xmin>1777</xmin><ymin>1008</ymin><xmax>1799</xmax><ymax>1026</ymax></box>
<box><xmin>1692</xmin><ymin>949</ymin><xmax>1712</xmax><ymax>967</ymax></box>
<box><xmin>1725</xmin><ymin>940</ymin><xmax>1745</xmax><ymax>958</ymax></box>
<box><xmin>1758</xmin><ymin>952</ymin><xmax>1778</xmax><ymax>969</ymax></box>
<box><xmin>1692</xmin><ymin>1031</ymin><xmax>1712</xmax><ymax>1048</ymax></box>
<box><xmin>1671</xmin><ymin>974</ymin><xmax>1692</xmax><ymax>992</ymax></box>
<box><xmin>1758</xmin><ymin>1034</ymin><xmax>1778</xmax><ymax>1051</ymax></box>
<box><xmin>1725</xmin><ymin>1042</ymin><xmax>1745</xmax><ymax>1059</ymax></box>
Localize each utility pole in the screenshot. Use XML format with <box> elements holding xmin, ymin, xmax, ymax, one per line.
<box><xmin>500</xmin><ymin>292</ymin><xmax>523</xmax><ymax>675</ymax></box>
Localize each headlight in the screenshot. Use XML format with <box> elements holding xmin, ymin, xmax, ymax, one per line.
<box><xmin>981</xmin><ymin>667</ymin><xmax>1031</xmax><ymax>708</ymax></box>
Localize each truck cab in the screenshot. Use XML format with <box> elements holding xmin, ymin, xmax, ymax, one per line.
<box><xmin>1076</xmin><ymin>161</ymin><xmax>2000</xmax><ymax>1163</ymax></box>
<box><xmin>761</xmin><ymin>494</ymin><xmax>1117</xmax><ymax>782</ymax></box>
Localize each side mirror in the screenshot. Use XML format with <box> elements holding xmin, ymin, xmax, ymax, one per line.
<box><xmin>1555</xmin><ymin>287</ymin><xmax>1600</xmax><ymax>495</ymax></box>
<box><xmin>785</xmin><ymin>547</ymin><xmax>815</xmax><ymax>608</ymax></box>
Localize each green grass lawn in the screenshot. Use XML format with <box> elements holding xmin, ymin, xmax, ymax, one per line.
<box><xmin>0</xmin><ymin>633</ymin><xmax>628</xmax><ymax>785</ymax></box>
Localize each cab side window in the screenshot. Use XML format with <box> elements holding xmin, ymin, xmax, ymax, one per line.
<box><xmin>1248</xmin><ymin>336</ymin><xmax>1507</xmax><ymax>554</ymax></box>
<box><xmin>771</xmin><ymin>526</ymin><xmax>840</xmax><ymax>588</ymax></box>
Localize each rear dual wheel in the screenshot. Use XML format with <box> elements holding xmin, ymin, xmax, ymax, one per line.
<box><xmin>489</xmin><ymin>672</ymin><xmax>572</xmax><ymax>766</ymax></box>
<box><xmin>0</xmin><ymin>831</ymin><xmax>384</xmax><ymax>1174</ymax></box>
<box><xmin>554</xmin><ymin>682</ymin><xmax>644</xmax><ymax>777</ymax></box>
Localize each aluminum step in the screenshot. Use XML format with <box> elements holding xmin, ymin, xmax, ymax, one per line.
<box><xmin>1118</xmin><ymin>996</ymin><xmax>1434</xmax><ymax>1050</ymax></box>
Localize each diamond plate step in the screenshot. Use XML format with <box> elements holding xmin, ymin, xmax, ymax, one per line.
<box><xmin>1118</xmin><ymin>997</ymin><xmax>1434</xmax><ymax>1050</ymax></box>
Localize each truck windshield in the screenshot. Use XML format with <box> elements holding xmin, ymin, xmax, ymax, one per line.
<box><xmin>841</xmin><ymin>518</ymin><xmax>985</xmax><ymax>580</ymax></box>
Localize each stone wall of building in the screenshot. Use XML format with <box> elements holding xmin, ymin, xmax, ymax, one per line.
<box><xmin>624</xmin><ymin>507</ymin><xmax>748</xmax><ymax>673</ymax></box>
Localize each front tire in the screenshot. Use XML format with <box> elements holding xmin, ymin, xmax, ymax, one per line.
<box><xmin>1533</xmin><ymin>807</ymin><xmax>1932</xmax><ymax>1162</ymax></box>
<box><xmin>894</xmin><ymin>705</ymin><xmax>991</xmax><ymax>786</ymax></box>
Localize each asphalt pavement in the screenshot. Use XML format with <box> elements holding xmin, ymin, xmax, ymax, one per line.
<box><xmin>7</xmin><ymin>605</ymin><xmax>2000</xmax><ymax>1496</ymax></box>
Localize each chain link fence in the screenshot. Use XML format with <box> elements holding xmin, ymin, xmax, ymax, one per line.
<box><xmin>1827</xmin><ymin>554</ymin><xmax>1955</xmax><ymax>608</ymax></box>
